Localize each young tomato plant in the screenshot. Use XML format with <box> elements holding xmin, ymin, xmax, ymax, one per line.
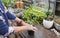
<box><xmin>22</xmin><ymin>5</ymin><xmax>47</xmax><ymax>24</ymax></box>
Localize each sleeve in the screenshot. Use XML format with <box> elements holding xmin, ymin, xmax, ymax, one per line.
<box><xmin>6</xmin><ymin>11</ymin><xmax>16</xmax><ymax>20</ymax></box>
<box><xmin>0</xmin><ymin>21</ymin><xmax>8</xmax><ymax>35</ymax></box>
<box><xmin>5</xmin><ymin>7</ymin><xmax>16</xmax><ymax>20</ymax></box>
<box><xmin>0</xmin><ymin>15</ymin><xmax>8</xmax><ymax>35</ymax></box>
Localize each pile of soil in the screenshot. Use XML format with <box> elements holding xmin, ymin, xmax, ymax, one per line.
<box><xmin>45</xmin><ymin>16</ymin><xmax>53</xmax><ymax>21</ymax></box>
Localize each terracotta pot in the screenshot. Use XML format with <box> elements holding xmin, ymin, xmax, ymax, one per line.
<box><xmin>15</xmin><ymin>1</ymin><xmax>24</xmax><ymax>8</ymax></box>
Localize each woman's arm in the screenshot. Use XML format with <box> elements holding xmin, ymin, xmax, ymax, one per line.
<box><xmin>14</xmin><ymin>17</ymin><xmax>30</xmax><ymax>26</ymax></box>
<box><xmin>12</xmin><ymin>25</ymin><xmax>37</xmax><ymax>33</ymax></box>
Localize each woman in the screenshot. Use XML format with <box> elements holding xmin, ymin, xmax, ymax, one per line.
<box><xmin>0</xmin><ymin>0</ymin><xmax>37</xmax><ymax>38</ymax></box>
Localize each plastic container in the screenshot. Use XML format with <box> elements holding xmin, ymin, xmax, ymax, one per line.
<box><xmin>28</xmin><ymin>30</ymin><xmax>34</xmax><ymax>36</ymax></box>
<box><xmin>54</xmin><ymin>22</ymin><xmax>60</xmax><ymax>30</ymax></box>
<box><xmin>43</xmin><ymin>19</ymin><xmax>54</xmax><ymax>29</ymax></box>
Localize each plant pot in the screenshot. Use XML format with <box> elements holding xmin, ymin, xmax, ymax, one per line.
<box><xmin>54</xmin><ymin>22</ymin><xmax>60</xmax><ymax>30</ymax></box>
<box><xmin>15</xmin><ymin>1</ymin><xmax>24</xmax><ymax>8</ymax></box>
<box><xmin>28</xmin><ymin>30</ymin><xmax>34</xmax><ymax>36</ymax></box>
<box><xmin>43</xmin><ymin>19</ymin><xmax>54</xmax><ymax>29</ymax></box>
<box><xmin>54</xmin><ymin>18</ymin><xmax>60</xmax><ymax>30</ymax></box>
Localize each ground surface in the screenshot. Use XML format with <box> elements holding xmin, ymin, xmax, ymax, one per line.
<box><xmin>9</xmin><ymin>25</ymin><xmax>58</xmax><ymax>38</ymax></box>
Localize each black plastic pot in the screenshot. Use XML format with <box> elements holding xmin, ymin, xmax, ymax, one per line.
<box><xmin>28</xmin><ymin>30</ymin><xmax>34</xmax><ymax>36</ymax></box>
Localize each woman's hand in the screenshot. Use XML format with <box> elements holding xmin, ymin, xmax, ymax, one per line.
<box><xmin>24</xmin><ymin>25</ymin><xmax>37</xmax><ymax>32</ymax></box>
<box><xmin>13</xmin><ymin>25</ymin><xmax>37</xmax><ymax>33</ymax></box>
